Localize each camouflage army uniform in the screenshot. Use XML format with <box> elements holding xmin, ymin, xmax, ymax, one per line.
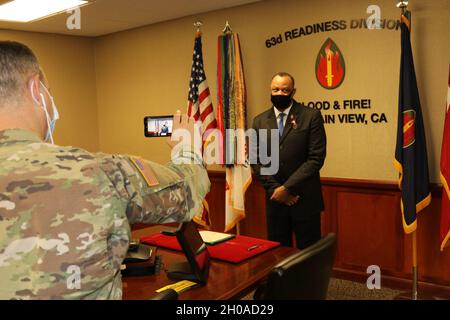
<box><xmin>0</xmin><ymin>128</ymin><xmax>210</xmax><ymax>299</ymax></box>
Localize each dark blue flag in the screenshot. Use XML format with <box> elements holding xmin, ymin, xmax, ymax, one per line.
<box><xmin>394</xmin><ymin>10</ymin><xmax>431</xmax><ymax>234</ymax></box>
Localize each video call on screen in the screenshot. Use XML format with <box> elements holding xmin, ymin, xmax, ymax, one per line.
<box><xmin>146</xmin><ymin>117</ymin><xmax>173</xmax><ymax>137</ymax></box>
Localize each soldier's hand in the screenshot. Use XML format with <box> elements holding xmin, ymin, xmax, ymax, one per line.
<box><xmin>168</xmin><ymin>111</ymin><xmax>203</xmax><ymax>163</ymax></box>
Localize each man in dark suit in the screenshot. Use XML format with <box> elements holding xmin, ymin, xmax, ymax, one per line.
<box><xmin>251</xmin><ymin>72</ymin><xmax>326</xmax><ymax>249</ymax></box>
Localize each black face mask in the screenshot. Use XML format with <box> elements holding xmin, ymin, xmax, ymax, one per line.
<box><xmin>271</xmin><ymin>94</ymin><xmax>292</xmax><ymax>110</ymax></box>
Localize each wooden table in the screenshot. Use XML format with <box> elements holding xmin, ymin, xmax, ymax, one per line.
<box><xmin>122</xmin><ymin>225</ymin><xmax>299</xmax><ymax>300</ymax></box>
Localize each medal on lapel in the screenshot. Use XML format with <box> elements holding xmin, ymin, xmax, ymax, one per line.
<box><xmin>290</xmin><ymin>115</ymin><xmax>298</xmax><ymax>129</ymax></box>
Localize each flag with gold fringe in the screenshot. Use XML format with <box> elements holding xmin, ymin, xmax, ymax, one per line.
<box><xmin>394</xmin><ymin>10</ymin><xmax>431</xmax><ymax>234</ymax></box>
<box><xmin>440</xmin><ymin>66</ymin><xmax>450</xmax><ymax>251</ymax></box>
<box><xmin>217</xmin><ymin>31</ymin><xmax>252</xmax><ymax>232</ymax></box>
<box><xmin>186</xmin><ymin>33</ymin><xmax>217</xmax><ymax>229</ymax></box>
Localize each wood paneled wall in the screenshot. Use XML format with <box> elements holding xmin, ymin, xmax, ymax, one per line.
<box><xmin>205</xmin><ymin>171</ymin><xmax>450</xmax><ymax>291</ymax></box>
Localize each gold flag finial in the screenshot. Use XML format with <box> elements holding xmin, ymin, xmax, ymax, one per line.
<box><xmin>194</xmin><ymin>21</ymin><xmax>203</xmax><ymax>36</ymax></box>
<box><xmin>223</xmin><ymin>21</ymin><xmax>232</xmax><ymax>34</ymax></box>
<box><xmin>396</xmin><ymin>1</ymin><xmax>408</xmax><ymax>14</ymax></box>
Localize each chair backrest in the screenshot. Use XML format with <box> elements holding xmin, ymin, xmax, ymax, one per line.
<box><xmin>254</xmin><ymin>233</ymin><xmax>337</xmax><ymax>300</ymax></box>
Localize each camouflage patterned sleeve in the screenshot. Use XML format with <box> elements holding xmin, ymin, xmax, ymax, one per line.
<box><xmin>99</xmin><ymin>149</ymin><xmax>210</xmax><ymax>225</ymax></box>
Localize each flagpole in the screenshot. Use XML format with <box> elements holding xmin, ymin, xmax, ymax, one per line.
<box><xmin>396</xmin><ymin>0</ymin><xmax>419</xmax><ymax>301</ymax></box>
<box><xmin>412</xmin><ymin>230</ymin><xmax>418</xmax><ymax>300</ymax></box>
<box><xmin>189</xmin><ymin>20</ymin><xmax>216</xmax><ymax>229</ymax></box>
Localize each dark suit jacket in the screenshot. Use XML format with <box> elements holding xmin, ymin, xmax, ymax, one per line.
<box><xmin>251</xmin><ymin>101</ymin><xmax>327</xmax><ymax>215</ymax></box>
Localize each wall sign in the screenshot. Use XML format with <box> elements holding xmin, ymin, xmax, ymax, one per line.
<box><xmin>303</xmin><ymin>99</ymin><xmax>388</xmax><ymax>125</ymax></box>
<box><xmin>265</xmin><ymin>18</ymin><xmax>400</xmax><ymax>49</ymax></box>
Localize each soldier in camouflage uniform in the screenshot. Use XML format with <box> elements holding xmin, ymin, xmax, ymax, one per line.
<box><xmin>0</xmin><ymin>41</ymin><xmax>210</xmax><ymax>299</ymax></box>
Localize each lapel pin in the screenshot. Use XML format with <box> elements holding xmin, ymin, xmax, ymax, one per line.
<box><xmin>290</xmin><ymin>115</ymin><xmax>298</xmax><ymax>129</ymax></box>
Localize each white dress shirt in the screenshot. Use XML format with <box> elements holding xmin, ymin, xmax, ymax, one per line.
<box><xmin>273</xmin><ymin>103</ymin><xmax>293</xmax><ymax>128</ymax></box>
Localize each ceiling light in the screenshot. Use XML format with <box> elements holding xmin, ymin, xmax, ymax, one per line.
<box><xmin>0</xmin><ymin>0</ymin><xmax>89</xmax><ymax>23</ymax></box>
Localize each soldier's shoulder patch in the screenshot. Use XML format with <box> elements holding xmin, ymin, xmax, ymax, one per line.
<box><xmin>129</xmin><ymin>156</ymin><xmax>159</xmax><ymax>187</ymax></box>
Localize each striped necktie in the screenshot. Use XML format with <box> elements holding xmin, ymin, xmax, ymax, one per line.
<box><xmin>278</xmin><ymin>112</ymin><xmax>285</xmax><ymax>136</ymax></box>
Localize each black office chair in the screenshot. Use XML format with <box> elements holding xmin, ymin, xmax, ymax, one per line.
<box><xmin>253</xmin><ymin>233</ymin><xmax>337</xmax><ymax>300</ymax></box>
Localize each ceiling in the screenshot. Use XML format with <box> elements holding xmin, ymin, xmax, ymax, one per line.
<box><xmin>0</xmin><ymin>0</ymin><xmax>264</xmax><ymax>37</ymax></box>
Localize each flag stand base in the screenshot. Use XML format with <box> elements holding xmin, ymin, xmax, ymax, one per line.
<box><xmin>394</xmin><ymin>291</ymin><xmax>444</xmax><ymax>300</ymax></box>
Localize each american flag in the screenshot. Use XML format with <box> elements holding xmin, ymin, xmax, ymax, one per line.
<box><xmin>187</xmin><ymin>35</ymin><xmax>217</xmax><ymax>139</ymax></box>
<box><xmin>187</xmin><ymin>34</ymin><xmax>216</xmax><ymax>228</ymax></box>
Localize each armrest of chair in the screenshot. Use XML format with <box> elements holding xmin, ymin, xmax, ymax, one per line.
<box><xmin>149</xmin><ymin>289</ymin><xmax>178</xmax><ymax>300</ymax></box>
<box><xmin>253</xmin><ymin>277</ymin><xmax>271</xmax><ymax>300</ymax></box>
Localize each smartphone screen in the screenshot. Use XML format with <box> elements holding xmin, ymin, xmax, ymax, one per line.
<box><xmin>144</xmin><ymin>115</ymin><xmax>174</xmax><ymax>137</ymax></box>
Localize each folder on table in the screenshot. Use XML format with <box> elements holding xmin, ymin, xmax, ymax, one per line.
<box><xmin>140</xmin><ymin>233</ymin><xmax>280</xmax><ymax>263</ymax></box>
<box><xmin>199</xmin><ymin>230</ymin><xmax>235</xmax><ymax>245</ymax></box>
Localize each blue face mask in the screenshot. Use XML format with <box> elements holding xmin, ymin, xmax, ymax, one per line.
<box><xmin>31</xmin><ymin>81</ymin><xmax>59</xmax><ymax>144</ymax></box>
